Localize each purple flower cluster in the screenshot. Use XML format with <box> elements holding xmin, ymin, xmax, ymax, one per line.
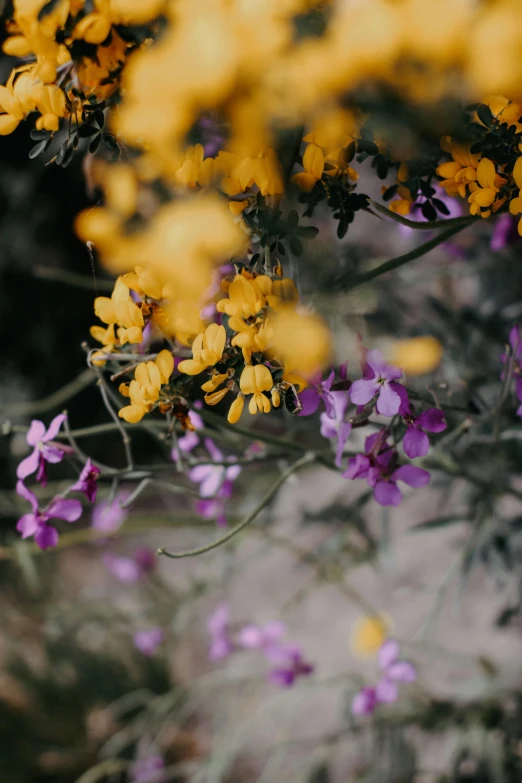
<box><xmin>302</xmin><ymin>350</ymin><xmax>446</xmax><ymax>506</ymax></box>
<box><xmin>15</xmin><ymin>416</ymin><xmax>102</xmax><ymax>550</ymax></box>
<box><xmin>188</xmin><ymin>438</ymin><xmax>241</xmax><ymax>528</ymax></box>
<box><xmin>352</xmin><ymin>639</ymin><xmax>416</xmax><ymax>716</ymax></box>
<box><xmin>207</xmin><ymin>603</ymin><xmax>313</xmax><ymax>687</ymax></box>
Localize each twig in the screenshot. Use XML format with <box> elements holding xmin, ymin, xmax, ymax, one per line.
<box><xmin>158</xmin><ymin>452</ymin><xmax>315</xmax><ymax>559</ymax></box>
<box><xmin>95</xmin><ymin>373</ymin><xmax>134</xmax><ymax>470</ymax></box>
<box><xmin>1</xmin><ymin>368</ymin><xmax>95</xmax><ymax>416</ymax></box>
<box><xmin>368</xmin><ymin>199</ymin><xmax>478</xmax><ymax>231</ymax></box>
<box><xmin>33</xmin><ymin>265</ymin><xmax>114</xmax><ymax>292</ymax></box>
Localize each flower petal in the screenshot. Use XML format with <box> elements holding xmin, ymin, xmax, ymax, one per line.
<box><xmin>373</xmin><ymin>480</ymin><xmax>402</xmax><ymax>506</ymax></box>
<box><xmin>375</xmin><ymin>677</ymin><xmax>398</xmax><ymax>704</ymax></box>
<box><xmin>16</xmin><ymin>512</ymin><xmax>38</xmax><ymax>538</ymax></box>
<box><xmin>298</xmin><ymin>389</ymin><xmax>321</xmax><ymax>416</ymax></box>
<box><xmin>34</xmin><ymin>523</ymin><xmax>59</xmax><ymax>550</ymax></box>
<box><xmin>16</xmin><ymin>448</ymin><xmax>40</xmax><ymax>480</ymax></box>
<box><xmin>376</xmin><ymin>383</ymin><xmax>400</xmax><ymax>416</ymax></box>
<box><xmin>403</xmin><ymin>426</ymin><xmax>430</xmax><ymax>459</ymax></box>
<box><xmin>387</xmin><ymin>661</ymin><xmax>417</xmax><ymax>682</ymax></box>
<box><xmin>16</xmin><ymin>479</ymin><xmax>39</xmax><ymax>513</ymax></box>
<box><xmin>352</xmin><ymin>687</ymin><xmax>377</xmax><ymax>716</ymax></box>
<box><xmin>41</xmin><ymin>444</ymin><xmax>64</xmax><ymax>464</ymax></box>
<box><xmin>378</xmin><ymin>638</ymin><xmax>399</xmax><ymax>669</ymax></box>
<box><xmin>42</xmin><ymin>413</ymin><xmax>66</xmax><ymax>442</ymax></box>
<box><xmin>392</xmin><ymin>465</ymin><xmax>430</xmax><ymax>488</ymax></box>
<box><xmin>335</xmin><ymin>421</ymin><xmax>352</xmax><ymax>467</ymax></box>
<box><xmin>26</xmin><ymin>420</ymin><xmax>46</xmax><ymax>446</ymax></box>
<box><xmin>417</xmin><ymin>408</ymin><xmax>446</xmax><ymax>433</ymax></box>
<box><xmin>47</xmin><ymin>497</ymin><xmax>83</xmax><ymax>522</ymax></box>
<box><xmin>349</xmin><ymin>378</ymin><xmax>379</xmax><ymax>406</ymax></box>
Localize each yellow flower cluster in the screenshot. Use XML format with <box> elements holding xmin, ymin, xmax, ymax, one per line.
<box><xmin>292</xmin><ymin>112</ymin><xmax>360</xmax><ymax>193</ymax></box>
<box><xmin>118</xmin><ymin>350</ymin><xmax>174</xmax><ymax>424</ymax></box>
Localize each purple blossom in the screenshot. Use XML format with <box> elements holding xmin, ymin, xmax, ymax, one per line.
<box><xmin>352</xmin><ymin>639</ymin><xmax>416</xmax><ymax>716</ymax></box>
<box><xmin>502</xmin><ymin>325</ymin><xmax>522</xmax><ymax>416</ymax></box>
<box><xmin>343</xmin><ymin>433</ymin><xmax>430</xmax><ymax>506</ymax></box>
<box><xmin>17</xmin><ymin>414</ymin><xmax>67</xmax><ymax>487</ymax></box>
<box><xmin>171</xmin><ymin>409</ymin><xmax>204</xmax><ymax>460</ymax></box>
<box><xmin>131</xmin><ymin>755</ymin><xmax>166</xmax><ymax>783</ymax></box>
<box><xmin>237</xmin><ymin>621</ymin><xmax>286</xmax><ymax>650</ymax></box>
<box><xmin>71</xmin><ymin>458</ymin><xmax>101</xmax><ymax>503</ymax></box>
<box><xmin>207</xmin><ymin>602</ymin><xmax>233</xmax><ymax>661</ymax></box>
<box><xmin>191</xmin><ymin>440</ymin><xmax>241</xmax><ymax>527</ymax></box>
<box><xmin>265</xmin><ymin>644</ymin><xmax>314</xmax><ymax>687</ymax></box>
<box><xmin>319</xmin><ymin>390</ymin><xmax>352</xmax><ymax>467</ymax></box>
<box><xmin>298</xmin><ymin>369</ymin><xmax>337</xmax><ymax>417</ymax></box>
<box><xmin>349</xmin><ymin>351</ymin><xmax>407</xmax><ymax>417</ymax></box>
<box><xmin>133</xmin><ymin>627</ymin><xmax>164</xmax><ymax>656</ymax></box>
<box><xmin>91</xmin><ymin>493</ymin><xmax>128</xmax><ymax>533</ymax></box>
<box><xmin>103</xmin><ymin>547</ymin><xmax>156</xmax><ymax>583</ymax></box>
<box><xmin>491</xmin><ymin>213</ymin><xmax>519</xmax><ymax>251</ymax></box>
<box><xmin>16</xmin><ymin>480</ymin><xmax>82</xmax><ymax>550</ymax></box>
<box><xmin>402</xmin><ymin>408</ymin><xmax>446</xmax><ymax>459</ymax></box>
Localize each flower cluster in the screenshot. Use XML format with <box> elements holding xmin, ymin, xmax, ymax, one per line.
<box><xmin>352</xmin><ymin>639</ymin><xmax>417</xmax><ymax>716</ymax></box>
<box><xmin>14</xmin><ymin>415</ymin><xmax>102</xmax><ymax>549</ymax></box>
<box><xmin>207</xmin><ymin>604</ymin><xmax>313</xmax><ymax>688</ymax></box>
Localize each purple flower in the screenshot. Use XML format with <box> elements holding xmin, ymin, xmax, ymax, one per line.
<box><xmin>133</xmin><ymin>627</ymin><xmax>164</xmax><ymax>656</ymax></box>
<box><xmin>319</xmin><ymin>391</ymin><xmax>352</xmax><ymax>467</ymax></box>
<box><xmin>171</xmin><ymin>409</ymin><xmax>204</xmax><ymax>460</ymax></box>
<box><xmin>502</xmin><ymin>325</ymin><xmax>522</xmax><ymax>416</ymax></box>
<box><xmin>16</xmin><ymin>480</ymin><xmax>82</xmax><ymax>550</ymax></box>
<box><xmin>237</xmin><ymin>621</ymin><xmax>286</xmax><ymax>650</ymax></box>
<box><xmin>343</xmin><ymin>433</ymin><xmax>430</xmax><ymax>506</ymax></box>
<box><xmin>131</xmin><ymin>755</ymin><xmax>166</xmax><ymax>783</ymax></box>
<box><xmin>103</xmin><ymin>547</ymin><xmax>156</xmax><ymax>583</ymax></box>
<box><xmin>207</xmin><ymin>602</ymin><xmax>233</xmax><ymax>661</ymax></box>
<box><xmin>298</xmin><ymin>369</ymin><xmax>337</xmax><ymax>417</ymax></box>
<box><xmin>91</xmin><ymin>493</ymin><xmax>128</xmax><ymax>533</ymax></box>
<box><xmin>349</xmin><ymin>351</ymin><xmax>407</xmax><ymax>417</ymax></box>
<box><xmin>71</xmin><ymin>458</ymin><xmax>101</xmax><ymax>503</ymax></box>
<box><xmin>491</xmin><ymin>213</ymin><xmax>519</xmax><ymax>251</ymax></box>
<box><xmin>191</xmin><ymin>440</ymin><xmax>241</xmax><ymax>527</ymax></box>
<box><xmin>265</xmin><ymin>644</ymin><xmax>314</xmax><ymax>687</ymax></box>
<box><xmin>352</xmin><ymin>639</ymin><xmax>416</xmax><ymax>716</ymax></box>
<box><xmin>403</xmin><ymin>408</ymin><xmax>446</xmax><ymax>459</ymax></box>
<box><xmin>16</xmin><ymin>414</ymin><xmax>67</xmax><ymax>487</ymax></box>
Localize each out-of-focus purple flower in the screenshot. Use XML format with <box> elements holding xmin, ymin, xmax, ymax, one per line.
<box><xmin>16</xmin><ymin>480</ymin><xmax>82</xmax><ymax>550</ymax></box>
<box><xmin>265</xmin><ymin>644</ymin><xmax>314</xmax><ymax>687</ymax></box>
<box><xmin>502</xmin><ymin>325</ymin><xmax>522</xmax><ymax>416</ymax></box>
<box><xmin>207</xmin><ymin>603</ymin><xmax>233</xmax><ymax>660</ymax></box>
<box><xmin>171</xmin><ymin>409</ymin><xmax>204</xmax><ymax>460</ymax></box>
<box><xmin>91</xmin><ymin>493</ymin><xmax>128</xmax><ymax>533</ymax></box>
<box><xmin>192</xmin><ymin>440</ymin><xmax>241</xmax><ymax>527</ymax></box>
<box><xmin>350</xmin><ymin>351</ymin><xmax>407</xmax><ymax>417</ymax></box>
<box><xmin>133</xmin><ymin>627</ymin><xmax>164</xmax><ymax>656</ymax></box>
<box><xmin>491</xmin><ymin>213</ymin><xmax>519</xmax><ymax>251</ymax></box>
<box><xmin>131</xmin><ymin>755</ymin><xmax>166</xmax><ymax>783</ymax></box>
<box><xmin>71</xmin><ymin>458</ymin><xmax>101</xmax><ymax>503</ymax></box>
<box><xmin>352</xmin><ymin>639</ymin><xmax>416</xmax><ymax>716</ymax></box>
<box><xmin>343</xmin><ymin>433</ymin><xmax>430</xmax><ymax>506</ymax></box>
<box><xmin>237</xmin><ymin>621</ymin><xmax>285</xmax><ymax>650</ymax></box>
<box><xmin>319</xmin><ymin>391</ymin><xmax>352</xmax><ymax>467</ymax></box>
<box><xmin>103</xmin><ymin>547</ymin><xmax>156</xmax><ymax>583</ymax></box>
<box><xmin>402</xmin><ymin>408</ymin><xmax>446</xmax><ymax>459</ymax></box>
<box><xmin>17</xmin><ymin>414</ymin><xmax>67</xmax><ymax>487</ymax></box>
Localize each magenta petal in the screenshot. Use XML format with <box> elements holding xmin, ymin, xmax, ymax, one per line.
<box><xmin>41</xmin><ymin>445</ymin><xmax>64</xmax><ymax>464</ymax></box>
<box><xmin>16</xmin><ymin>480</ymin><xmax>39</xmax><ymax>513</ymax></box>
<box><xmin>516</xmin><ymin>377</ymin><xmax>522</xmax><ymax>404</ymax></box>
<box><xmin>298</xmin><ymin>389</ymin><xmax>321</xmax><ymax>416</ymax></box>
<box><xmin>35</xmin><ymin>524</ymin><xmax>59</xmax><ymax>550</ymax></box>
<box><xmin>376</xmin><ymin>383</ymin><xmax>400</xmax><ymax>416</ymax></box>
<box><xmin>209</xmin><ymin>637</ymin><xmax>233</xmax><ymax>660</ymax></box>
<box><xmin>403</xmin><ymin>426</ymin><xmax>429</xmax><ymax>459</ymax></box>
<box><xmin>47</xmin><ymin>497</ymin><xmax>82</xmax><ymax>522</ymax></box>
<box><xmin>16</xmin><ymin>513</ymin><xmax>39</xmax><ymax>538</ymax></box>
<box><xmin>26</xmin><ymin>419</ymin><xmax>46</xmax><ymax>446</ymax></box>
<box><xmin>391</xmin><ymin>382</ymin><xmax>410</xmax><ymax>414</ymax></box>
<box><xmin>378</xmin><ymin>639</ymin><xmax>399</xmax><ymax>669</ymax></box>
<box><xmin>16</xmin><ymin>448</ymin><xmax>40</xmax><ymax>480</ymax></box>
<box><xmin>352</xmin><ymin>687</ymin><xmax>377</xmax><ymax>716</ymax></box>
<box><xmin>343</xmin><ymin>454</ymin><xmax>370</xmax><ymax>480</ymax></box>
<box><xmin>42</xmin><ymin>413</ymin><xmax>66</xmax><ymax>442</ymax></box>
<box><xmin>417</xmin><ymin>408</ymin><xmax>446</xmax><ymax>433</ymax></box>
<box><xmin>392</xmin><ymin>465</ymin><xmax>430</xmax><ymax>488</ymax></box>
<box><xmin>375</xmin><ymin>677</ymin><xmax>398</xmax><ymax>704</ymax></box>
<box><xmin>387</xmin><ymin>661</ymin><xmax>417</xmax><ymax>682</ymax></box>
<box><xmin>365</xmin><ymin>350</ymin><xmax>387</xmax><ymax>377</ymax></box>
<box><xmin>349</xmin><ymin>378</ymin><xmax>378</xmax><ymax>406</ymax></box>
<box><xmin>373</xmin><ymin>480</ymin><xmax>402</xmax><ymax>506</ymax></box>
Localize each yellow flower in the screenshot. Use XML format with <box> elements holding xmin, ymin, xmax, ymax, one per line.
<box><xmin>94</xmin><ymin>277</ymin><xmax>144</xmax><ymax>344</ymax></box>
<box><xmin>90</xmin><ymin>323</ymin><xmax>119</xmax><ymax>366</ymax></box>
<box><xmin>34</xmin><ymin>83</ymin><xmax>66</xmax><ymax>132</ymax></box>
<box><xmin>291</xmin><ymin>143</ymin><xmax>324</xmax><ymax>192</ymax></box>
<box><xmin>118</xmin><ymin>349</ymin><xmax>173</xmax><ymax>423</ymax></box>
<box><xmin>178</xmin><ymin>323</ymin><xmax>226</xmax><ymax>375</ymax></box>
<box><xmin>0</xmin><ymin>68</ymin><xmax>38</xmax><ymax>135</ymax></box>
<box><xmin>509</xmin><ymin>156</ymin><xmax>522</xmax><ymax>235</ymax></box>
<box><xmin>227</xmin><ymin>393</ymin><xmax>245</xmax><ymax>424</ymax></box>
<box><xmin>350</xmin><ymin>614</ymin><xmax>391</xmax><ymax>658</ymax></box>
<box><xmin>436</xmin><ymin>136</ymin><xmax>481</xmax><ymax>199</ymax></box>
<box><xmin>468</xmin><ymin>158</ymin><xmax>507</xmax><ymax>219</ymax></box>
<box><xmin>390</xmin><ymin>336</ymin><xmax>443</xmax><ymax>376</ymax></box>
<box><xmin>239</xmin><ymin>364</ymin><xmax>274</xmax><ymax>414</ymax></box>
<box><xmin>72</xmin><ymin>13</ymin><xmax>112</xmax><ymax>45</ymax></box>
<box><xmin>270</xmin><ymin>309</ymin><xmax>331</xmax><ymax>379</ymax></box>
<box><xmin>118</xmin><ymin>380</ymin><xmax>150</xmax><ymax>423</ymax></box>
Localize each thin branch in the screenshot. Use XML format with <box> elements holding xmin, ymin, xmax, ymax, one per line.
<box><xmin>95</xmin><ymin>373</ymin><xmax>134</xmax><ymax>470</ymax></box>
<box><xmin>158</xmin><ymin>452</ymin><xmax>315</xmax><ymax>559</ymax></box>
<box><xmin>1</xmin><ymin>368</ymin><xmax>95</xmax><ymax>416</ymax></box>
<box><xmin>339</xmin><ymin>222</ymin><xmax>475</xmax><ymax>291</ymax></box>
<box><xmin>33</xmin><ymin>265</ymin><xmax>114</xmax><ymax>292</ymax></box>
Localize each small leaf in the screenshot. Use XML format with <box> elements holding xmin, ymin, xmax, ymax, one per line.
<box><xmin>382</xmin><ymin>184</ymin><xmax>398</xmax><ymax>201</ymax></box>
<box><xmin>357</xmin><ymin>138</ymin><xmax>379</xmax><ymax>155</ymax></box>
<box><xmin>78</xmin><ymin>124</ymin><xmax>99</xmax><ymax>138</ymax></box>
<box><xmin>30</xmin><ymin>129</ymin><xmax>50</xmax><ymax>141</ymax></box>
<box><xmin>61</xmin><ymin>147</ymin><xmax>75</xmax><ymax>168</ymax></box>
<box><xmin>290</xmin><ymin>236</ymin><xmax>303</xmax><ymax>256</ymax></box>
<box><xmin>55</xmin><ymin>141</ymin><xmax>68</xmax><ymax>166</ymax></box>
<box><xmin>296</xmin><ymin>225</ymin><xmax>319</xmax><ymax>238</ymax></box>
<box><xmin>343</xmin><ymin>141</ymin><xmax>356</xmax><ymax>163</ymax></box>
<box><xmin>432</xmin><ymin>197</ymin><xmax>450</xmax><ymax>215</ymax></box>
<box><xmin>287</xmin><ymin>209</ymin><xmax>299</xmax><ymax>230</ymax></box>
<box><xmin>29</xmin><ymin>138</ymin><xmax>51</xmax><ymax>159</ymax></box>
<box><xmin>277</xmin><ymin>241</ymin><xmax>286</xmax><ymax>255</ymax></box>
<box><xmin>94</xmin><ymin>109</ymin><xmax>105</xmax><ymax>128</ymax></box>
<box><xmin>421</xmin><ymin>200</ymin><xmax>437</xmax><ymax>222</ymax></box>
<box><xmin>477</xmin><ymin>103</ymin><xmax>494</xmax><ymax>128</ymax></box>
<box><xmin>89</xmin><ymin>133</ymin><xmax>102</xmax><ymax>154</ymax></box>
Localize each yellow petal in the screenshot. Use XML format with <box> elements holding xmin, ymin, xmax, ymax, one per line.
<box><xmin>156</xmin><ymin>349</ymin><xmax>174</xmax><ymax>384</ymax></box>
<box><xmin>227</xmin><ymin>395</ymin><xmax>244</xmax><ymax>424</ymax></box>
<box><xmin>178</xmin><ymin>359</ymin><xmax>206</xmax><ymax>376</ymax></box>
<box><xmin>204</xmin><ymin>388</ymin><xmax>229</xmax><ymax>405</ymax></box>
<box><xmin>118</xmin><ymin>404</ymin><xmax>146</xmax><ymax>423</ymax></box>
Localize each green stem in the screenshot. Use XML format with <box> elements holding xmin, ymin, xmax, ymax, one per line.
<box><xmin>368</xmin><ymin>199</ymin><xmax>477</xmax><ymax>231</ymax></box>
<box><xmin>158</xmin><ymin>452</ymin><xmax>315</xmax><ymax>559</ymax></box>
<box><xmin>341</xmin><ymin>222</ymin><xmax>474</xmax><ymax>291</ymax></box>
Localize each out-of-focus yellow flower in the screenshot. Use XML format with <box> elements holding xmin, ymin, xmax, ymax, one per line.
<box><xmin>292</xmin><ymin>143</ymin><xmax>324</xmax><ymax>192</ymax></box>
<box><xmin>240</xmin><ymin>364</ymin><xmax>274</xmax><ymax>414</ymax></box>
<box><xmin>436</xmin><ymin>137</ymin><xmax>481</xmax><ymax>199</ymax></box>
<box><xmin>509</xmin><ymin>156</ymin><xmax>522</xmax><ymax>236</ymax></box>
<box><xmin>389</xmin><ymin>336</ymin><xmax>443</xmax><ymax>376</ymax></box>
<box><xmin>270</xmin><ymin>308</ymin><xmax>331</xmax><ymax>379</ymax></box>
<box><xmin>350</xmin><ymin>614</ymin><xmax>391</xmax><ymax>658</ymax></box>
<box><xmin>178</xmin><ymin>324</ymin><xmax>226</xmax><ymax>375</ymax></box>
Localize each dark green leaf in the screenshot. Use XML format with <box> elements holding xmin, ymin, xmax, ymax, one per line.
<box><xmin>28</xmin><ymin>138</ymin><xmax>51</xmax><ymax>159</ymax></box>
<box><xmin>290</xmin><ymin>236</ymin><xmax>303</xmax><ymax>256</ymax></box>
<box><xmin>78</xmin><ymin>124</ymin><xmax>99</xmax><ymax>138</ymax></box>
<box><xmin>287</xmin><ymin>209</ymin><xmax>299</xmax><ymax>230</ymax></box>
<box><xmin>89</xmin><ymin>134</ymin><xmax>102</xmax><ymax>154</ymax></box>
<box><xmin>357</xmin><ymin>138</ymin><xmax>379</xmax><ymax>155</ymax></box>
<box><xmin>29</xmin><ymin>129</ymin><xmax>50</xmax><ymax>141</ymax></box>
<box><xmin>477</xmin><ymin>103</ymin><xmax>494</xmax><ymax>128</ymax></box>
<box><xmin>296</xmin><ymin>225</ymin><xmax>319</xmax><ymax>239</ymax></box>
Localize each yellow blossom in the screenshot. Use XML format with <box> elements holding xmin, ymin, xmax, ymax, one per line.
<box><xmin>390</xmin><ymin>336</ymin><xmax>443</xmax><ymax>376</ymax></box>
<box><xmin>468</xmin><ymin>158</ymin><xmax>507</xmax><ymax>219</ymax></box>
<box><xmin>436</xmin><ymin>137</ymin><xmax>481</xmax><ymax>199</ymax></box>
<box><xmin>118</xmin><ymin>349</ymin><xmax>173</xmax><ymax>423</ymax></box>
<box><xmin>227</xmin><ymin>393</ymin><xmax>245</xmax><ymax>424</ymax></box>
<box><xmin>270</xmin><ymin>309</ymin><xmax>331</xmax><ymax>379</ymax></box>
<box><xmin>178</xmin><ymin>323</ymin><xmax>226</xmax><ymax>375</ymax></box>
<box><xmin>239</xmin><ymin>364</ymin><xmax>274</xmax><ymax>415</ymax></box>
<box><xmin>291</xmin><ymin>143</ymin><xmax>324</xmax><ymax>192</ymax></box>
<box><xmin>94</xmin><ymin>277</ymin><xmax>144</xmax><ymax>344</ymax></box>
<box><xmin>350</xmin><ymin>614</ymin><xmax>391</xmax><ymax>658</ymax></box>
